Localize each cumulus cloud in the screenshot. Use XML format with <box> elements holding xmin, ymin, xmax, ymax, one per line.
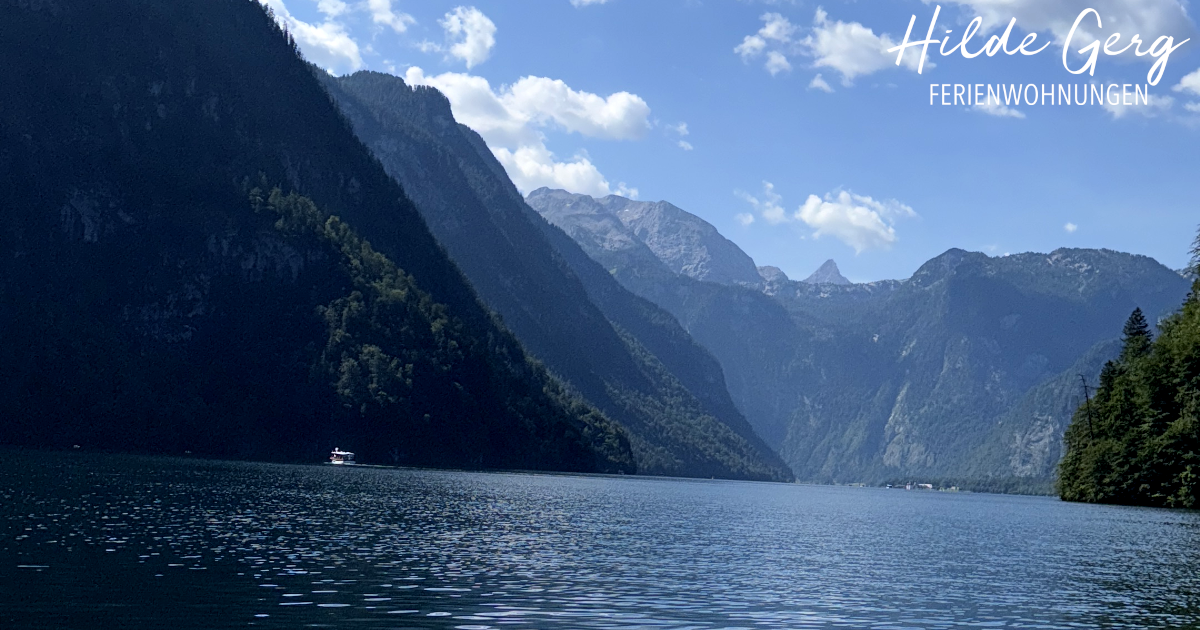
<box><xmin>367</xmin><ymin>0</ymin><xmax>415</xmax><ymax>33</ymax></box>
<box><xmin>1102</xmin><ymin>92</ymin><xmax>1175</xmax><ymax>118</ymax></box>
<box><xmin>736</xmin><ymin>213</ymin><xmax>756</xmax><ymax>226</ymax></box>
<box><xmin>1065</xmin><ymin>222</ymin><xmax>1079</xmax><ymax>233</ymax></box>
<box><xmin>505</xmin><ymin>76</ymin><xmax>651</xmax><ymax>139</ymax></box>
<box><xmin>260</xmin><ymin>0</ymin><xmax>362</xmax><ymax>74</ymax></box>
<box><xmin>734</xmin><ymin>9</ymin><xmax>927</xmax><ymax>84</ymax></box>
<box><xmin>678</xmin><ymin>140</ymin><xmax>694</xmax><ymax>151</ymax></box>
<box><xmin>316</xmin><ymin>0</ymin><xmax>348</xmax><ymax>18</ymax></box>
<box><xmin>808</xmin><ymin>73</ymin><xmax>834</xmax><ymax>92</ymax></box>
<box><xmin>804</xmin><ymin>8</ymin><xmax>924</xmax><ymax>85</ymax></box>
<box><xmin>973</xmin><ymin>100</ymin><xmax>1026</xmax><ymax>118</ymax></box>
<box><xmin>571</xmin><ymin>0</ymin><xmax>609</xmax><ymax>6</ymax></box>
<box><xmin>797</xmin><ymin>190</ymin><xmax>917</xmax><ymax>253</ymax></box>
<box><xmin>735</xmin><ymin>13</ymin><xmax>799</xmax><ymax>72</ymax></box>
<box><xmin>440</xmin><ymin>6</ymin><xmax>496</xmax><ymax>68</ymax></box>
<box><xmin>765</xmin><ymin>51</ymin><xmax>792</xmax><ymax>75</ymax></box>
<box><xmin>1174</xmin><ymin>68</ymin><xmax>1200</xmax><ymax>97</ymax></box>
<box><xmin>493</xmin><ymin>145</ymin><xmax>620</xmax><ymax>198</ymax></box>
<box><xmin>738</xmin><ymin>183</ymin><xmax>914</xmax><ymax>251</ymax></box>
<box><xmin>404</xmin><ymin>66</ymin><xmax>649</xmax><ymax>196</ymax></box>
<box><xmin>736</xmin><ymin>182</ymin><xmax>789</xmax><ymax>224</ymax></box>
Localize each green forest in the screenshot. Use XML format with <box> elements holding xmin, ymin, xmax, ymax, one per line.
<box><xmin>0</xmin><ymin>0</ymin><xmax>634</xmax><ymax>473</ymax></box>
<box><xmin>1058</xmin><ymin>228</ymin><xmax>1200</xmax><ymax>507</ymax></box>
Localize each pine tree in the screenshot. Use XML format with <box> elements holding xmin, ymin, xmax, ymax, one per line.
<box><xmin>1121</xmin><ymin>307</ymin><xmax>1153</xmax><ymax>361</ymax></box>
<box><xmin>1190</xmin><ymin>225</ymin><xmax>1200</xmax><ymax>278</ymax></box>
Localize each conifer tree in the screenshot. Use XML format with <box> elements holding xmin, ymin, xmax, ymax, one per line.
<box><xmin>1190</xmin><ymin>225</ymin><xmax>1200</xmax><ymax>278</ymax></box>
<box><xmin>1120</xmin><ymin>307</ymin><xmax>1153</xmax><ymax>361</ymax></box>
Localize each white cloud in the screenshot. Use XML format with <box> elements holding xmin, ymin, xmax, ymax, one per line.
<box><xmin>804</xmin><ymin>8</ymin><xmax>924</xmax><ymax>85</ymax></box>
<box><xmin>614</xmin><ymin>183</ymin><xmax>640</xmax><ymax>198</ymax></box>
<box><xmin>505</xmin><ymin>76</ymin><xmax>651</xmax><ymax>139</ymax></box>
<box><xmin>734</xmin><ymin>8</ymin><xmax>927</xmax><ymax>84</ymax></box>
<box><xmin>808</xmin><ymin>73</ymin><xmax>834</xmax><ymax>92</ymax></box>
<box><xmin>571</xmin><ymin>0</ymin><xmax>609</xmax><ymax>6</ymax></box>
<box><xmin>440</xmin><ymin>6</ymin><xmax>496</xmax><ymax>69</ymax></box>
<box><xmin>493</xmin><ymin>145</ymin><xmax>620</xmax><ymax>198</ymax></box>
<box><xmin>765</xmin><ymin>51</ymin><xmax>792</xmax><ymax>75</ymax></box>
<box><xmin>1185</xmin><ymin>101</ymin><xmax>1200</xmax><ymax>113</ymax></box>
<box><xmin>758</xmin><ymin>11</ymin><xmax>799</xmax><ymax>42</ymax></box>
<box><xmin>796</xmin><ymin>190</ymin><xmax>917</xmax><ymax>253</ymax></box>
<box><xmin>737</xmin><ymin>181</ymin><xmax>789</xmax><ymax>225</ymax></box>
<box><xmin>735</xmin><ymin>35</ymin><xmax>767</xmax><ymax>59</ymax></box>
<box><xmin>316</xmin><ymin>0</ymin><xmax>348</xmax><ymax>18</ymax></box>
<box><xmin>260</xmin><ymin>0</ymin><xmax>363</xmax><ymax>74</ymax></box>
<box><xmin>367</xmin><ymin>0</ymin><xmax>415</xmax><ymax>33</ymax></box>
<box><xmin>1102</xmin><ymin>93</ymin><xmax>1174</xmax><ymax>118</ymax></box>
<box><xmin>1065</xmin><ymin>222</ymin><xmax>1079</xmax><ymax>233</ymax></box>
<box><xmin>736</xmin><ymin>213</ymin><xmax>756</xmax><ymax>226</ymax></box>
<box><xmin>404</xmin><ymin>67</ymin><xmax>650</xmax><ymax>196</ymax></box>
<box><xmin>1174</xmin><ymin>68</ymin><xmax>1200</xmax><ymax>97</ymax></box>
<box><xmin>735</xmin><ymin>13</ymin><xmax>799</xmax><ymax>73</ymax></box>
<box><xmin>973</xmin><ymin>100</ymin><xmax>1025</xmax><ymax>118</ymax></box>
<box><xmin>667</xmin><ymin>122</ymin><xmax>691</xmax><ymax>150</ymax></box>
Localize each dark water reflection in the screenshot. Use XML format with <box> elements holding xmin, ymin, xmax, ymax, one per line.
<box><xmin>3</xmin><ymin>451</ymin><xmax>1200</xmax><ymax>629</ymax></box>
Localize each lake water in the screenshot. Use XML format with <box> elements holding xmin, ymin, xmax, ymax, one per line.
<box><xmin>2</xmin><ymin>452</ymin><xmax>1199</xmax><ymax>629</ymax></box>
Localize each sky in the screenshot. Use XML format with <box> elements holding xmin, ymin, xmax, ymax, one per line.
<box><xmin>261</xmin><ymin>0</ymin><xmax>1200</xmax><ymax>283</ymax></box>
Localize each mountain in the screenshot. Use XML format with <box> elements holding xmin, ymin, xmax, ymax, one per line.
<box><xmin>528</xmin><ymin>188</ymin><xmax>838</xmax><ymax>449</ymax></box>
<box><xmin>758</xmin><ymin>266</ymin><xmax>789</xmax><ymax>283</ymax></box>
<box><xmin>529</xmin><ymin>189</ymin><xmax>1194</xmax><ymax>486</ymax></box>
<box><xmin>803</xmin><ymin>260</ymin><xmax>851</xmax><ymax>285</ymax></box>
<box><xmin>595</xmin><ymin>196</ymin><xmax>763</xmax><ymax>287</ymax></box>
<box><xmin>315</xmin><ymin>72</ymin><xmax>792</xmax><ymax>481</ymax></box>
<box><xmin>0</xmin><ymin>0</ymin><xmax>634</xmax><ymax>473</ymax></box>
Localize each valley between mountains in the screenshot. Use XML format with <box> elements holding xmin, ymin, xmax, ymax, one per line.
<box><xmin>1</xmin><ymin>0</ymin><xmax>1191</xmax><ymax>492</ymax></box>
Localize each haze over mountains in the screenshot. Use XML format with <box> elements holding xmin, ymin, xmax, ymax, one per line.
<box><xmin>318</xmin><ymin>71</ymin><xmax>791</xmax><ymax>481</ymax></box>
<box><xmin>528</xmin><ymin>189</ymin><xmax>1192</xmax><ymax>487</ymax></box>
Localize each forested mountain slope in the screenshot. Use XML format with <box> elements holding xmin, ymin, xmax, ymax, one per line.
<box><xmin>1059</xmin><ymin>241</ymin><xmax>1200</xmax><ymax>507</ymax></box>
<box><xmin>317</xmin><ymin>72</ymin><xmax>791</xmax><ymax>481</ymax></box>
<box><xmin>0</xmin><ymin>0</ymin><xmax>633</xmax><ymax>472</ymax></box>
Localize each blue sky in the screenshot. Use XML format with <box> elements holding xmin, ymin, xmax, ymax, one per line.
<box><xmin>263</xmin><ymin>0</ymin><xmax>1200</xmax><ymax>282</ymax></box>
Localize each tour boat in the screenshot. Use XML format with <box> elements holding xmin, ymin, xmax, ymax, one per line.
<box><xmin>329</xmin><ymin>448</ymin><xmax>356</xmax><ymax>465</ymax></box>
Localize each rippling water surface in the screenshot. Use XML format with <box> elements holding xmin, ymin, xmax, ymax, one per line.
<box><xmin>3</xmin><ymin>451</ymin><xmax>1200</xmax><ymax>629</ymax></box>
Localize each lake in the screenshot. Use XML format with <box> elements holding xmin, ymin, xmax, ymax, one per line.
<box><xmin>2</xmin><ymin>451</ymin><xmax>1199</xmax><ymax>629</ymax></box>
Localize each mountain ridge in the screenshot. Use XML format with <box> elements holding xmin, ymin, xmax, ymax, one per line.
<box><xmin>527</xmin><ymin>188</ymin><xmax>1192</xmax><ymax>484</ymax></box>
<box><xmin>0</xmin><ymin>0</ymin><xmax>635</xmax><ymax>472</ymax></box>
<box><xmin>320</xmin><ymin>72</ymin><xmax>792</xmax><ymax>481</ymax></box>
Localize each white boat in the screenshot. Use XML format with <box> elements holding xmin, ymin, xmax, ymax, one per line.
<box><xmin>329</xmin><ymin>448</ymin><xmax>356</xmax><ymax>465</ymax></box>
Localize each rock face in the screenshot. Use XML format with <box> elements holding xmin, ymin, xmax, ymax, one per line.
<box><xmin>529</xmin><ymin>188</ymin><xmax>1194</xmax><ymax>486</ymax></box>
<box><xmin>595</xmin><ymin>196</ymin><xmax>765</xmax><ymax>287</ymax></box>
<box><xmin>803</xmin><ymin>260</ymin><xmax>852</xmax><ymax>285</ymax></box>
<box><xmin>758</xmin><ymin>266</ymin><xmax>789</xmax><ymax>283</ymax></box>
<box><xmin>319</xmin><ymin>73</ymin><xmax>793</xmax><ymax>482</ymax></box>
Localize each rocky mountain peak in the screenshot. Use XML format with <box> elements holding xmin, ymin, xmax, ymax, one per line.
<box><xmin>802</xmin><ymin>259</ymin><xmax>851</xmax><ymax>285</ymax></box>
<box><xmin>758</xmin><ymin>266</ymin><xmax>790</xmax><ymax>283</ymax></box>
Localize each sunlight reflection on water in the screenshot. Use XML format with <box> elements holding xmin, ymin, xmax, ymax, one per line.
<box><xmin>2</xmin><ymin>451</ymin><xmax>1200</xmax><ymax>629</ymax></box>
